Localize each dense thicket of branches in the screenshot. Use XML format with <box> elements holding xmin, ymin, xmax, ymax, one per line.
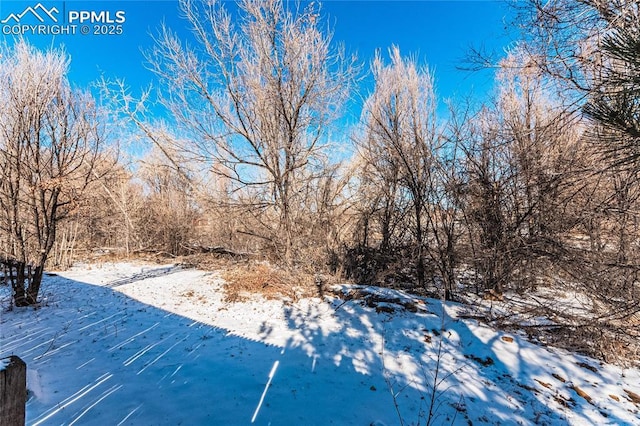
<box><xmin>4</xmin><ymin>0</ymin><xmax>638</xmax><ymax>361</ymax></box>
<box><xmin>0</xmin><ymin>41</ymin><xmax>108</xmax><ymax>306</ymax></box>
<box><xmin>125</xmin><ymin>0</ymin><xmax>356</xmax><ymax>265</ymax></box>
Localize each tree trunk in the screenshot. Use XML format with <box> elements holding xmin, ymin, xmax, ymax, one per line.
<box><xmin>25</xmin><ymin>265</ymin><xmax>44</xmax><ymax>305</ymax></box>
<box><xmin>415</xmin><ymin>203</ymin><xmax>426</xmax><ymax>289</ymax></box>
<box><xmin>280</xmin><ymin>194</ymin><xmax>294</xmax><ymax>266</ymax></box>
<box><xmin>380</xmin><ymin>198</ymin><xmax>393</xmax><ymax>251</ymax></box>
<box><xmin>12</xmin><ymin>262</ymin><xmax>28</xmax><ymax>307</ymax></box>
<box><xmin>445</xmin><ymin>236</ymin><xmax>456</xmax><ymax>300</ymax></box>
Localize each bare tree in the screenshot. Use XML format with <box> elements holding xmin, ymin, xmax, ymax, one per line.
<box><xmin>132</xmin><ymin>0</ymin><xmax>357</xmax><ymax>264</ymax></box>
<box><xmin>354</xmin><ymin>126</ymin><xmax>405</xmax><ymax>252</ymax></box>
<box><xmin>357</xmin><ymin>47</ymin><xmax>440</xmax><ymax>289</ymax></box>
<box><xmin>0</xmin><ymin>41</ymin><xmax>107</xmax><ymax>306</ymax></box>
<box><xmin>426</xmin><ymin>105</ymin><xmax>467</xmax><ymax>299</ymax></box>
<box><xmin>461</xmin><ymin>50</ymin><xmax>583</xmax><ymax>295</ymax></box>
<box><xmin>135</xmin><ymin>152</ymin><xmax>201</xmax><ymax>256</ymax></box>
<box><xmin>478</xmin><ymin>2</ymin><xmax>640</xmax><ymax>360</ymax></box>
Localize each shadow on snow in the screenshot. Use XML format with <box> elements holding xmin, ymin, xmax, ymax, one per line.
<box><xmin>0</xmin><ymin>269</ymin><xmax>633</xmax><ymax>425</ymax></box>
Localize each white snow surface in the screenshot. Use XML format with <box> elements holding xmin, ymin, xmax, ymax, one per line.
<box><xmin>0</xmin><ymin>262</ymin><xmax>638</xmax><ymax>425</ymax></box>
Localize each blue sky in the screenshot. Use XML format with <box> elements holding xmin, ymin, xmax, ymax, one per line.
<box><xmin>0</xmin><ymin>0</ymin><xmax>515</xmax><ymax>120</ymax></box>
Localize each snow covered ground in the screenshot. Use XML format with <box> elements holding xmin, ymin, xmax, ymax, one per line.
<box><xmin>1</xmin><ymin>262</ymin><xmax>639</xmax><ymax>425</ymax></box>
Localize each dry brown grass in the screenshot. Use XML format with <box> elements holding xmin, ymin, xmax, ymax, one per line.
<box><xmin>221</xmin><ymin>262</ymin><xmax>319</xmax><ymax>303</ymax></box>
<box><xmin>69</xmin><ymin>248</ymin><xmax>180</xmax><ymax>267</ymax></box>
<box><xmin>624</xmin><ymin>389</ymin><xmax>640</xmax><ymax>405</ymax></box>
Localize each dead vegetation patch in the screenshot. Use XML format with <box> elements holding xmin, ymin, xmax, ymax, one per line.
<box><xmin>534</xmin><ymin>379</ymin><xmax>553</xmax><ymax>389</ymax></box>
<box><xmin>570</xmin><ymin>385</ymin><xmax>594</xmax><ymax>405</ymax></box>
<box><xmin>179</xmin><ymin>289</ymin><xmax>207</xmax><ymax>304</ymax></box>
<box><xmin>221</xmin><ymin>262</ymin><xmax>318</xmax><ymax>303</ymax></box>
<box><xmin>624</xmin><ymin>389</ymin><xmax>640</xmax><ymax>405</ymax></box>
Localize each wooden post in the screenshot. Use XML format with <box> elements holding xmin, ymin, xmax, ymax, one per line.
<box><xmin>0</xmin><ymin>356</ymin><xmax>26</xmax><ymax>426</ymax></box>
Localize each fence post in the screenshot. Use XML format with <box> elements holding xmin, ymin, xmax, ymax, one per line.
<box><xmin>0</xmin><ymin>356</ymin><xmax>26</xmax><ymax>426</ymax></box>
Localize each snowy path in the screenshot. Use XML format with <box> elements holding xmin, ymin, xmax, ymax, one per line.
<box><xmin>1</xmin><ymin>263</ymin><xmax>639</xmax><ymax>425</ymax></box>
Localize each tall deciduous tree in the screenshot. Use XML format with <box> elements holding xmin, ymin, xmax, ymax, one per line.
<box><xmin>142</xmin><ymin>0</ymin><xmax>356</xmax><ymax>263</ymax></box>
<box><xmin>0</xmin><ymin>41</ymin><xmax>106</xmax><ymax>306</ymax></box>
<box><xmin>358</xmin><ymin>47</ymin><xmax>439</xmax><ymax>289</ymax></box>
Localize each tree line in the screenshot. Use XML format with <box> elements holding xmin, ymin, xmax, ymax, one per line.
<box><xmin>1</xmin><ymin>0</ymin><xmax>638</xmax><ymax>360</ymax></box>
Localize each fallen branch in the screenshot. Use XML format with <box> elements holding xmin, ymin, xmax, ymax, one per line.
<box><xmin>180</xmin><ymin>244</ymin><xmax>253</xmax><ymax>258</ymax></box>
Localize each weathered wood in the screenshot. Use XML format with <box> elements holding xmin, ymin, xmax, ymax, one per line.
<box><xmin>0</xmin><ymin>356</ymin><xmax>26</xmax><ymax>426</ymax></box>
